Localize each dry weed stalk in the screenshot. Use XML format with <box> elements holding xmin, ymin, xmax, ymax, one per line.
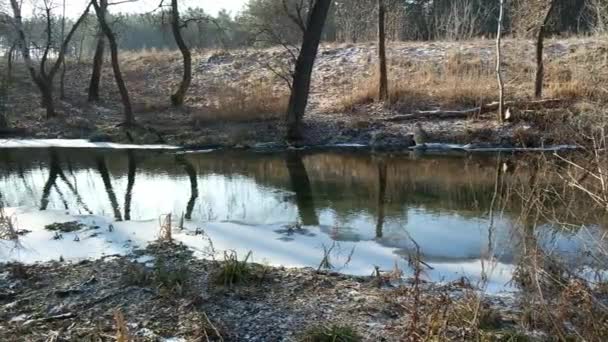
<box><xmin>158</xmin><ymin>213</ymin><xmax>173</xmax><ymax>243</ymax></box>
<box><xmin>199</xmin><ymin>311</ymin><xmax>224</xmax><ymax>342</ymax></box>
<box><xmin>114</xmin><ymin>309</ymin><xmax>130</xmax><ymax>342</ymax></box>
<box><xmin>0</xmin><ymin>201</ymin><xmax>18</xmax><ymax>241</ymax></box>
<box><xmin>505</xmin><ymin>133</ymin><xmax>608</xmax><ymax>340</ymax></box>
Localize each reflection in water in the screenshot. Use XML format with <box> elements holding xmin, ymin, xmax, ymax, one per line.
<box><xmin>176</xmin><ymin>155</ymin><xmax>198</xmax><ymax>220</ymax></box>
<box><xmin>95</xmin><ymin>156</ymin><xmax>122</xmax><ymax>221</ymax></box>
<box><xmin>40</xmin><ymin>149</ymin><xmax>60</xmax><ymax>210</ymax></box>
<box><xmin>285</xmin><ymin>151</ymin><xmax>318</xmax><ymax>226</ymax></box>
<box><xmin>375</xmin><ymin>158</ymin><xmax>387</xmax><ymax>239</ymax></box>
<box><xmin>124</xmin><ymin>150</ymin><xmax>137</xmax><ymax>221</ymax></box>
<box><xmin>1</xmin><ymin>147</ymin><xmax>606</xmax><ymax>290</ymax></box>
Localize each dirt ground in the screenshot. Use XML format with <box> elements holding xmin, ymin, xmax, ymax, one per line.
<box><xmin>0</xmin><ymin>242</ymin><xmax>522</xmax><ymax>341</ymax></box>
<box><xmin>2</xmin><ymin>37</ymin><xmax>607</xmax><ymax>148</ymax></box>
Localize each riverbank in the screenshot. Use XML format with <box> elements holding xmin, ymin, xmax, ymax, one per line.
<box><xmin>0</xmin><ymin>242</ymin><xmax>523</xmax><ymax>341</ymax></box>
<box><xmin>1</xmin><ymin>37</ymin><xmax>606</xmax><ymax>148</ymax></box>
<box><xmin>2</xmin><ymin>148</ymin><xmax>608</xmax><ymax>340</ymax></box>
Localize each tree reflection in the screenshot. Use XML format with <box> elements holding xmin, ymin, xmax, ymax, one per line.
<box><xmin>40</xmin><ymin>149</ymin><xmax>60</xmax><ymax>210</ymax></box>
<box><xmin>376</xmin><ymin>158</ymin><xmax>387</xmax><ymax>239</ymax></box>
<box><xmin>176</xmin><ymin>155</ymin><xmax>198</xmax><ymax>220</ymax></box>
<box><xmin>96</xmin><ymin>155</ymin><xmax>122</xmax><ymax>221</ymax></box>
<box><xmin>285</xmin><ymin>151</ymin><xmax>318</xmax><ymax>226</ymax></box>
<box><xmin>124</xmin><ymin>150</ymin><xmax>137</xmax><ymax>221</ymax></box>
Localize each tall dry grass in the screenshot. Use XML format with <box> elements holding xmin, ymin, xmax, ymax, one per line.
<box><xmin>191</xmin><ymin>80</ymin><xmax>288</xmax><ymax>125</ymax></box>
<box><xmin>335</xmin><ymin>51</ymin><xmax>498</xmax><ymax>113</ymax></box>
<box><xmin>335</xmin><ymin>45</ymin><xmax>608</xmax><ymax>117</ymax></box>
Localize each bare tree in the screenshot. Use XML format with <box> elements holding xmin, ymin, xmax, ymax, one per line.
<box><xmin>535</xmin><ymin>1</ymin><xmax>558</xmax><ymax>98</ymax></box>
<box><xmin>377</xmin><ymin>0</ymin><xmax>388</xmax><ymax>101</ymax></box>
<box><xmin>496</xmin><ymin>0</ymin><xmax>505</xmax><ymax>122</ymax></box>
<box><xmin>511</xmin><ymin>0</ymin><xmax>559</xmax><ymax>98</ymax></box>
<box><xmin>286</xmin><ymin>0</ymin><xmax>332</xmax><ymax>141</ymax></box>
<box><xmin>9</xmin><ymin>0</ymin><xmax>91</xmax><ymax>119</ymax></box>
<box><xmin>92</xmin><ymin>0</ymin><xmax>134</xmax><ymax>126</ymax></box>
<box><xmin>169</xmin><ymin>0</ymin><xmax>191</xmax><ymax>107</ymax></box>
<box><xmin>88</xmin><ymin>0</ymin><xmax>107</xmax><ymax>102</ymax></box>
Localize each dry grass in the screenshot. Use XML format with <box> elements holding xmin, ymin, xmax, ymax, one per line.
<box><xmin>0</xmin><ymin>204</ymin><xmax>18</xmax><ymax>241</ymax></box>
<box><xmin>114</xmin><ymin>309</ymin><xmax>130</xmax><ymax>342</ymax></box>
<box><xmin>334</xmin><ymin>44</ymin><xmax>608</xmax><ymax>119</ymax></box>
<box><xmin>335</xmin><ymin>51</ymin><xmax>498</xmax><ymax>113</ymax></box>
<box><xmin>192</xmin><ymin>80</ymin><xmax>288</xmax><ymax>125</ymax></box>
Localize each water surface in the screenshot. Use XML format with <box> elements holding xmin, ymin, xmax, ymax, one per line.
<box><xmin>0</xmin><ymin>147</ymin><xmax>604</xmax><ymax>292</ymax></box>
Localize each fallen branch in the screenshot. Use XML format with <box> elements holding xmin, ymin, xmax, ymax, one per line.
<box><xmin>23</xmin><ymin>312</ymin><xmax>77</xmax><ymax>326</ymax></box>
<box><xmin>384</xmin><ymin>98</ymin><xmax>567</xmax><ymax>122</ymax></box>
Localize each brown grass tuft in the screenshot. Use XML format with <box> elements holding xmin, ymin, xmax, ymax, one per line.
<box><xmin>192</xmin><ymin>80</ymin><xmax>288</xmax><ymax>125</ymax></box>
<box><xmin>114</xmin><ymin>309</ymin><xmax>131</xmax><ymax>342</ymax></box>
<box><xmin>335</xmin><ymin>51</ymin><xmax>497</xmax><ymax>113</ymax></box>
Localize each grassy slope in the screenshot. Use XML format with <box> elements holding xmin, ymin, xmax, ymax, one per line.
<box><xmin>3</xmin><ymin>36</ymin><xmax>608</xmax><ymax>147</ymax></box>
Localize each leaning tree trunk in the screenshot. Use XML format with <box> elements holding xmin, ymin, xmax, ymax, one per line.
<box><xmin>6</xmin><ymin>43</ymin><xmax>16</xmax><ymax>83</ymax></box>
<box><xmin>92</xmin><ymin>0</ymin><xmax>134</xmax><ymax>126</ymax></box>
<box><xmin>170</xmin><ymin>0</ymin><xmax>192</xmax><ymax>107</ymax></box>
<box><xmin>535</xmin><ymin>1</ymin><xmax>557</xmax><ymax>99</ymax></box>
<box><xmin>88</xmin><ymin>0</ymin><xmax>107</xmax><ymax>102</ymax></box>
<box><xmin>377</xmin><ymin>0</ymin><xmax>388</xmax><ymax>101</ymax></box>
<box><xmin>88</xmin><ymin>34</ymin><xmax>105</xmax><ymax>102</ymax></box>
<box><xmin>286</xmin><ymin>0</ymin><xmax>333</xmax><ymax>141</ymax></box>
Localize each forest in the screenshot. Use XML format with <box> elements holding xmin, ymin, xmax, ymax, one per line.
<box><xmin>1</xmin><ymin>0</ymin><xmax>608</xmax><ymax>341</ymax></box>
<box><xmin>0</xmin><ymin>0</ymin><xmax>606</xmax><ymax>145</ymax></box>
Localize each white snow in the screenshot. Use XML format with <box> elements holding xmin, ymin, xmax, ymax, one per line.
<box><xmin>0</xmin><ymin>139</ymin><xmax>178</xmax><ymax>150</ymax></box>
<box><xmin>1</xmin><ymin>206</ymin><xmax>603</xmax><ymax>294</ymax></box>
<box><xmin>0</xmin><ymin>206</ymin><xmax>519</xmax><ymax>293</ymax></box>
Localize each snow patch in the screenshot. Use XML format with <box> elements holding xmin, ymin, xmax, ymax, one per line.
<box><xmin>0</xmin><ymin>139</ymin><xmax>178</xmax><ymax>150</ymax></box>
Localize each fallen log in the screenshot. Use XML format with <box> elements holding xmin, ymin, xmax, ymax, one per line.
<box><xmin>384</xmin><ymin>98</ymin><xmax>567</xmax><ymax>122</ymax></box>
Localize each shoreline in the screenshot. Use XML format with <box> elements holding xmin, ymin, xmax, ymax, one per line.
<box><xmin>0</xmin><ymin>137</ymin><xmax>580</xmax><ymax>154</ymax></box>
<box><xmin>0</xmin><ymin>242</ymin><xmax>522</xmax><ymax>341</ymax></box>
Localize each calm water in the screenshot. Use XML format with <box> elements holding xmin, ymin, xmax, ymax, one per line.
<box><xmin>0</xmin><ymin>147</ymin><xmax>605</xmax><ymax>291</ymax></box>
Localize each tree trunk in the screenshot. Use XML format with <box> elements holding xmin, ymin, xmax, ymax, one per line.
<box><xmin>377</xmin><ymin>0</ymin><xmax>388</xmax><ymax>101</ymax></box>
<box><xmin>286</xmin><ymin>0</ymin><xmax>333</xmax><ymax>141</ymax></box>
<box><xmin>88</xmin><ymin>0</ymin><xmax>107</xmax><ymax>102</ymax></box>
<box><xmin>59</xmin><ymin>0</ymin><xmax>66</xmax><ymax>100</ymax></box>
<box><xmin>496</xmin><ymin>0</ymin><xmax>505</xmax><ymax>123</ymax></box>
<box><xmin>535</xmin><ymin>1</ymin><xmax>557</xmax><ymax>99</ymax></box>
<box><xmin>170</xmin><ymin>0</ymin><xmax>192</xmax><ymax>107</ymax></box>
<box><xmin>92</xmin><ymin>0</ymin><xmax>134</xmax><ymax>126</ymax></box>
<box><xmin>6</xmin><ymin>43</ymin><xmax>15</xmax><ymax>83</ymax></box>
<box><xmin>41</xmin><ymin>81</ymin><xmax>56</xmax><ymax>119</ymax></box>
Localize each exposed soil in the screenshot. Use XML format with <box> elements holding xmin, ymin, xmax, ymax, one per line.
<box><xmin>0</xmin><ymin>243</ymin><xmax>521</xmax><ymax>341</ymax></box>
<box><xmin>2</xmin><ymin>37</ymin><xmax>607</xmax><ymax>148</ymax></box>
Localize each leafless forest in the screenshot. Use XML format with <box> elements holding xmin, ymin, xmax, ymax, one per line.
<box><xmin>2</xmin><ymin>0</ymin><xmax>608</xmax><ymax>341</ymax></box>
